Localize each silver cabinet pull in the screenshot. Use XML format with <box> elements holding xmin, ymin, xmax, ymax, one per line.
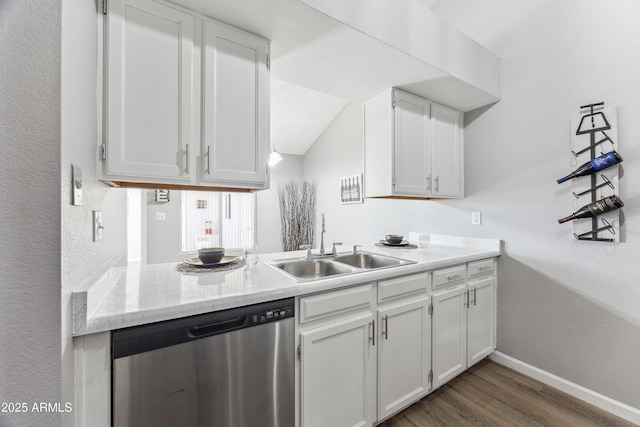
<box><xmin>185</xmin><ymin>143</ymin><xmax>190</xmax><ymax>174</ymax></box>
<box><xmin>426</xmin><ymin>174</ymin><xmax>432</xmax><ymax>191</ymax></box>
<box><xmin>479</xmin><ymin>266</ymin><xmax>492</xmax><ymax>271</ymax></box>
<box><xmin>434</xmin><ymin>175</ymin><xmax>440</xmax><ymax>192</ymax></box>
<box><xmin>447</xmin><ymin>274</ymin><xmax>462</xmax><ymax>281</ymax></box>
<box><xmin>206</xmin><ymin>145</ymin><xmax>211</xmax><ymax>175</ymax></box>
<box><xmin>464</xmin><ymin>290</ymin><xmax>469</xmax><ymax>307</ymax></box>
<box><xmin>382</xmin><ymin>315</ymin><xmax>389</xmax><ymax>340</ymax></box>
<box><xmin>473</xmin><ymin>287</ymin><xmax>477</xmax><ymax>306</ymax></box>
<box><xmin>370</xmin><ymin>320</ymin><xmax>376</xmax><ymax>346</ymax></box>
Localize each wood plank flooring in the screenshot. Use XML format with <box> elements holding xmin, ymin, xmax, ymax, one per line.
<box><xmin>378</xmin><ymin>359</ymin><xmax>636</xmax><ymax>427</ymax></box>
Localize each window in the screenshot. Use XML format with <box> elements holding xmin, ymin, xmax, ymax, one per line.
<box><xmin>181</xmin><ymin>191</ymin><xmax>256</xmax><ymax>252</ymax></box>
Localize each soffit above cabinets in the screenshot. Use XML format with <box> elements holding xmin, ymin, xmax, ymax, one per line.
<box><xmin>166</xmin><ymin>0</ymin><xmax>501</xmax><ymax>155</ymax></box>
<box><xmin>168</xmin><ymin>0</ymin><xmax>501</xmax><ymax>112</ymax></box>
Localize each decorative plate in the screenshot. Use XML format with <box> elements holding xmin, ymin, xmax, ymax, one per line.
<box><xmin>380</xmin><ymin>239</ymin><xmax>411</xmax><ymax>246</ymax></box>
<box><xmin>184</xmin><ymin>255</ymin><xmax>239</xmax><ymax>267</ymax></box>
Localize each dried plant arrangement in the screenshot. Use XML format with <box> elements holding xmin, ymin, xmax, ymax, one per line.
<box><xmin>278</xmin><ymin>180</ymin><xmax>317</xmax><ymax>251</ymax></box>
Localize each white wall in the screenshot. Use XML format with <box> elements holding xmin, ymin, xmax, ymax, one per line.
<box><xmin>0</xmin><ymin>1</ymin><xmax>62</xmax><ymax>426</ymax></box>
<box><xmin>257</xmin><ymin>154</ymin><xmax>304</xmax><ymax>253</ymax></box>
<box><xmin>303</xmin><ymin>0</ymin><xmax>640</xmax><ymax>409</ymax></box>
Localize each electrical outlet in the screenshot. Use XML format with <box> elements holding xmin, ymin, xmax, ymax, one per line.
<box><xmin>93</xmin><ymin>211</ymin><xmax>104</xmax><ymax>241</ymax></box>
<box><xmin>471</xmin><ymin>211</ymin><xmax>482</xmax><ymax>225</ymax></box>
<box><xmin>156</xmin><ymin>212</ymin><xmax>166</xmax><ymax>221</ymax></box>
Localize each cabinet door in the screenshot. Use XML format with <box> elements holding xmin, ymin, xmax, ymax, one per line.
<box><xmin>377</xmin><ymin>297</ymin><xmax>430</xmax><ymax>420</ymax></box>
<box><xmin>105</xmin><ymin>0</ymin><xmax>196</xmax><ymax>181</ymax></box>
<box><xmin>202</xmin><ymin>19</ymin><xmax>269</xmax><ymax>188</ymax></box>
<box><xmin>432</xmin><ymin>284</ymin><xmax>467</xmax><ymax>389</ymax></box>
<box><xmin>393</xmin><ymin>90</ymin><xmax>430</xmax><ymax>196</ymax></box>
<box><xmin>300</xmin><ymin>313</ymin><xmax>376</xmax><ymax>427</ymax></box>
<box><xmin>431</xmin><ymin>103</ymin><xmax>463</xmax><ymax>197</ymax></box>
<box><xmin>467</xmin><ymin>277</ymin><xmax>496</xmax><ymax>366</ymax></box>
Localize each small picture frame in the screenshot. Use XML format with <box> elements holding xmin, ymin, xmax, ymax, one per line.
<box><xmin>340</xmin><ymin>174</ymin><xmax>364</xmax><ymax>204</ymax></box>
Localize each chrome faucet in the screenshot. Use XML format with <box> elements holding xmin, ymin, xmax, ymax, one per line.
<box><xmin>319</xmin><ymin>214</ymin><xmax>326</xmax><ymax>256</ymax></box>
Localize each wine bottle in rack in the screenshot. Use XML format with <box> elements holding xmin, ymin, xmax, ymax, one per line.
<box><xmin>556</xmin><ymin>151</ymin><xmax>622</xmax><ymax>184</ymax></box>
<box><xmin>557</xmin><ymin>195</ymin><xmax>624</xmax><ymax>224</ymax></box>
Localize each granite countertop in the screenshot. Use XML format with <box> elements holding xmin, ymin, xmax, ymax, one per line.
<box><xmin>72</xmin><ymin>235</ymin><xmax>501</xmax><ymax>336</ymax></box>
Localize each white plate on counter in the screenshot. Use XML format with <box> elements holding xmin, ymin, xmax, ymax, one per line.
<box><xmin>184</xmin><ymin>255</ymin><xmax>239</xmax><ymax>267</ymax></box>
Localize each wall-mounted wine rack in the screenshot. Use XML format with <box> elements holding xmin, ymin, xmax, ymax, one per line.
<box><xmin>564</xmin><ymin>102</ymin><xmax>622</xmax><ymax>242</ymax></box>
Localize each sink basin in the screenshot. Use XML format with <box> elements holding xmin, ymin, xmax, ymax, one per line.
<box><xmin>268</xmin><ymin>259</ymin><xmax>356</xmax><ymax>281</ymax></box>
<box><xmin>333</xmin><ymin>252</ymin><xmax>413</xmax><ymax>269</ymax></box>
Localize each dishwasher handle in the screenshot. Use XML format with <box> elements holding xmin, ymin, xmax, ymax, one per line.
<box><xmin>189</xmin><ymin>316</ymin><xmax>247</xmax><ymax>338</ymax></box>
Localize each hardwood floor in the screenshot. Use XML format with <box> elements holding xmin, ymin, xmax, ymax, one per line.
<box><xmin>378</xmin><ymin>359</ymin><xmax>636</xmax><ymax>427</ymax></box>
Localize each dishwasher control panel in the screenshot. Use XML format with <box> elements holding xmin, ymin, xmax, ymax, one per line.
<box><xmin>250</xmin><ymin>303</ymin><xmax>294</xmax><ymax>325</ymax></box>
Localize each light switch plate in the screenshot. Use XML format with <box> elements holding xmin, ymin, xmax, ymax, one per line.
<box><xmin>93</xmin><ymin>211</ymin><xmax>103</xmax><ymax>241</ymax></box>
<box><xmin>72</xmin><ymin>164</ymin><xmax>83</xmax><ymax>206</ymax></box>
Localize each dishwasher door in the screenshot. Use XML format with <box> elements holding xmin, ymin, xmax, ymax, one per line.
<box><xmin>112</xmin><ymin>299</ymin><xmax>295</xmax><ymax>427</ymax></box>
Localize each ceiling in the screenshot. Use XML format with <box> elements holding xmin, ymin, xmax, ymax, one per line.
<box><xmin>171</xmin><ymin>0</ymin><xmax>505</xmax><ymax>155</ymax></box>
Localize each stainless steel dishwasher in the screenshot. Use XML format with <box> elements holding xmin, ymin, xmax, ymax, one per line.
<box><xmin>111</xmin><ymin>298</ymin><xmax>295</xmax><ymax>427</ymax></box>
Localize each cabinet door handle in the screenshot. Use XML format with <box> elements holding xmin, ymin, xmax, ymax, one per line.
<box><xmin>473</xmin><ymin>287</ymin><xmax>477</xmax><ymax>306</ymax></box>
<box><xmin>383</xmin><ymin>315</ymin><xmax>389</xmax><ymax>340</ymax></box>
<box><xmin>447</xmin><ymin>274</ymin><xmax>462</xmax><ymax>281</ymax></box>
<box><xmin>434</xmin><ymin>175</ymin><xmax>439</xmax><ymax>192</ymax></box>
<box><xmin>426</xmin><ymin>175</ymin><xmax>432</xmax><ymax>191</ymax></box>
<box><xmin>206</xmin><ymin>145</ymin><xmax>211</xmax><ymax>175</ymax></box>
<box><xmin>184</xmin><ymin>143</ymin><xmax>190</xmax><ymax>174</ymax></box>
<box><xmin>370</xmin><ymin>320</ymin><xmax>375</xmax><ymax>346</ymax></box>
<box><xmin>479</xmin><ymin>266</ymin><xmax>492</xmax><ymax>271</ymax></box>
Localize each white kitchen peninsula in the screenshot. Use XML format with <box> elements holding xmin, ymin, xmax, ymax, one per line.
<box><xmin>72</xmin><ymin>235</ymin><xmax>500</xmax><ymax>426</ymax></box>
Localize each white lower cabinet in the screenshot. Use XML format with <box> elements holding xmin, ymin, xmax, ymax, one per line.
<box><xmin>432</xmin><ymin>259</ymin><xmax>497</xmax><ymax>390</ymax></box>
<box><xmin>297</xmin><ymin>259</ymin><xmax>496</xmax><ymax>426</ymax></box>
<box><xmin>467</xmin><ymin>260</ymin><xmax>497</xmax><ymax>367</ymax></box>
<box><xmin>300</xmin><ymin>313</ymin><xmax>376</xmax><ymax>427</ymax></box>
<box><xmin>432</xmin><ymin>283</ymin><xmax>468</xmax><ymax>389</ymax></box>
<box><xmin>298</xmin><ymin>285</ymin><xmax>376</xmax><ymax>427</ymax></box>
<box><xmin>377</xmin><ymin>296</ymin><xmax>431</xmax><ymax>420</ymax></box>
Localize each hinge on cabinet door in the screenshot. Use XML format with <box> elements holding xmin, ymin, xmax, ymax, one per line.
<box><xmin>428</xmin><ymin>370</ymin><xmax>433</xmax><ymax>384</ymax></box>
<box><xmin>101</xmin><ymin>143</ymin><xmax>107</xmax><ymax>161</ymax></box>
<box><xmin>392</xmin><ymin>176</ymin><xmax>396</xmax><ymax>186</ymax></box>
<box><xmin>103</xmin><ymin>0</ymin><xmax>108</xmax><ymax>14</ymax></box>
<box><xmin>392</xmin><ymin>96</ymin><xmax>396</xmax><ymax>108</ymax></box>
<box><xmin>297</xmin><ymin>344</ymin><xmax>301</xmax><ymax>360</ymax></box>
<box><xmin>428</xmin><ymin>303</ymin><xmax>433</xmax><ymax>316</ymax></box>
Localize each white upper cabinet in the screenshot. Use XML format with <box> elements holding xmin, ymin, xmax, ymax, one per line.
<box><xmin>103</xmin><ymin>0</ymin><xmax>270</xmax><ymax>190</ymax></box>
<box><xmin>431</xmin><ymin>103</ymin><xmax>463</xmax><ymax>197</ymax></box>
<box><xmin>104</xmin><ymin>0</ymin><xmax>197</xmax><ymax>183</ymax></box>
<box><xmin>200</xmin><ymin>19</ymin><xmax>269</xmax><ymax>188</ymax></box>
<box><xmin>364</xmin><ymin>88</ymin><xmax>463</xmax><ymax>199</ymax></box>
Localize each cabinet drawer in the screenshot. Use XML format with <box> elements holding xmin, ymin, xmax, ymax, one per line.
<box><xmin>299</xmin><ymin>284</ymin><xmax>373</xmax><ymax>324</ymax></box>
<box><xmin>467</xmin><ymin>259</ymin><xmax>494</xmax><ymax>278</ymax></box>
<box><xmin>378</xmin><ymin>272</ymin><xmax>429</xmax><ymax>303</ymax></box>
<box><xmin>432</xmin><ymin>265</ymin><xmax>466</xmax><ymax>290</ymax></box>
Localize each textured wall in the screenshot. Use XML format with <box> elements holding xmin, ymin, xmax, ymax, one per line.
<box><xmin>303</xmin><ymin>0</ymin><xmax>640</xmax><ymax>409</ymax></box>
<box><xmin>60</xmin><ymin>2</ymin><xmax>128</xmax><ymax>426</ymax></box>
<box><xmin>0</xmin><ymin>1</ymin><xmax>62</xmax><ymax>426</ymax></box>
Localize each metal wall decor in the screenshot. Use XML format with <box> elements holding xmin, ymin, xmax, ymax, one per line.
<box><xmin>561</xmin><ymin>102</ymin><xmax>623</xmax><ymax>242</ymax></box>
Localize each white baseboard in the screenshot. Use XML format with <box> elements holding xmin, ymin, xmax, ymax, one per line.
<box><xmin>490</xmin><ymin>351</ymin><xmax>640</xmax><ymax>425</ymax></box>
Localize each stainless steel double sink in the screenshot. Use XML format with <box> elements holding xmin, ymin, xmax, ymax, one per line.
<box><xmin>267</xmin><ymin>251</ymin><xmax>415</xmax><ymax>282</ymax></box>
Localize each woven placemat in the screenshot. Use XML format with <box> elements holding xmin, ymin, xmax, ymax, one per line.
<box><xmin>176</xmin><ymin>258</ymin><xmax>245</xmax><ymax>273</ymax></box>
<box><xmin>374</xmin><ymin>242</ymin><xmax>418</xmax><ymax>249</ymax></box>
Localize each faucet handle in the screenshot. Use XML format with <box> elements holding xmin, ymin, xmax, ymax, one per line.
<box><xmin>299</xmin><ymin>244</ymin><xmax>312</xmax><ymax>259</ymax></box>
<box><xmin>353</xmin><ymin>245</ymin><xmax>362</xmax><ymax>254</ymax></box>
<box><xmin>331</xmin><ymin>242</ymin><xmax>342</xmax><ymax>254</ymax></box>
